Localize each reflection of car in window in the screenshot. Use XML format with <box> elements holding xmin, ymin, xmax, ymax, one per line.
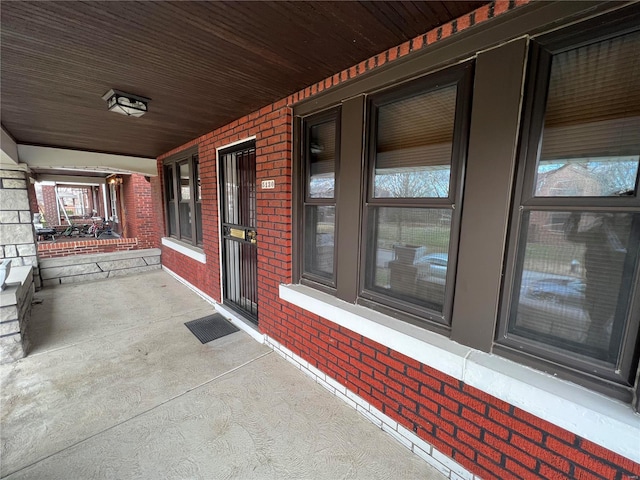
<box><xmin>526</xmin><ymin>278</ymin><xmax>585</xmax><ymax>307</ymax></box>
<box><xmin>415</xmin><ymin>253</ymin><xmax>448</xmax><ymax>281</ymax></box>
<box><xmin>516</xmin><ymin>274</ymin><xmax>590</xmax><ymax>344</ymax></box>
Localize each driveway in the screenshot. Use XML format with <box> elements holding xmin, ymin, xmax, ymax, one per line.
<box><xmin>1</xmin><ymin>270</ymin><xmax>444</xmax><ymax>479</ymax></box>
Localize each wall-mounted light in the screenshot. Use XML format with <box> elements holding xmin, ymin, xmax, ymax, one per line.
<box><xmin>108</xmin><ymin>176</ymin><xmax>123</xmax><ymax>185</ymax></box>
<box><xmin>101</xmin><ymin>89</ymin><xmax>150</xmax><ymax>117</ymax></box>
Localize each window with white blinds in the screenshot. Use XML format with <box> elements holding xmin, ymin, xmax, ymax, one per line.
<box><xmin>501</xmin><ymin>28</ymin><xmax>640</xmax><ymax>387</ymax></box>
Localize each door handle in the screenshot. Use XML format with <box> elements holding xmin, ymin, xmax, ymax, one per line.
<box><xmin>247</xmin><ymin>230</ymin><xmax>257</xmax><ymax>244</ymax></box>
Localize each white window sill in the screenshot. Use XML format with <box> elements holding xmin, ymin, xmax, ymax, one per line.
<box><xmin>161</xmin><ymin>237</ymin><xmax>206</xmax><ymax>264</ymax></box>
<box><xmin>280</xmin><ymin>283</ymin><xmax>640</xmax><ymax>463</ymax></box>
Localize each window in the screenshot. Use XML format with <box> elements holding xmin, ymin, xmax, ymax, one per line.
<box><xmin>293</xmin><ymin>7</ymin><xmax>640</xmax><ymax>404</ymax></box>
<box><xmin>301</xmin><ymin>108</ymin><xmax>340</xmax><ymax>287</ymax></box>
<box><xmin>361</xmin><ymin>66</ymin><xmax>472</xmax><ymax>325</ymax></box>
<box><xmin>163</xmin><ymin>147</ymin><xmax>202</xmax><ymax>246</ymax></box>
<box><xmin>296</xmin><ymin>63</ymin><xmax>472</xmax><ymax>326</ymax></box>
<box><xmin>499</xmin><ymin>28</ymin><xmax>640</xmax><ymax>394</ymax></box>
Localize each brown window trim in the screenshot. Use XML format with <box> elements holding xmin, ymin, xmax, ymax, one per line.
<box><xmin>299</xmin><ymin>107</ymin><xmax>341</xmax><ymax>291</ymax></box>
<box><xmin>162</xmin><ymin>145</ymin><xmax>202</xmax><ymax>248</ymax></box>
<box><xmin>497</xmin><ymin>13</ymin><xmax>640</xmax><ymax>404</ymax></box>
<box><xmin>358</xmin><ymin>62</ymin><xmax>474</xmax><ymax>329</ymax></box>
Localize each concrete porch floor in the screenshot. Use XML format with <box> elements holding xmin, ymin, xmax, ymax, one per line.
<box><xmin>1</xmin><ymin>270</ymin><xmax>445</xmax><ymax>479</ymax></box>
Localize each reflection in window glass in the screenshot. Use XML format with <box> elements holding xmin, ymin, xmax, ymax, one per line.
<box><xmin>308</xmin><ymin>121</ymin><xmax>336</xmax><ymax>198</ymax></box>
<box><xmin>179</xmin><ymin>162</ymin><xmax>191</xmax><ymax>201</ymax></box>
<box><xmin>374</xmin><ymin>85</ymin><xmax>457</xmax><ymax>198</ymax></box>
<box><xmin>367</xmin><ymin>207</ymin><xmax>451</xmax><ymax>314</ymax></box>
<box><xmin>536</xmin><ymin>157</ymin><xmax>639</xmax><ymax>197</ymax></box>
<box><xmin>535</xmin><ymin>30</ymin><xmax>640</xmax><ymax>197</ymax></box>
<box><xmin>195</xmin><ymin>159</ymin><xmax>201</xmax><ymax>201</ymax></box>
<box><xmin>510</xmin><ymin>211</ymin><xmax>639</xmax><ymax>363</ymax></box>
<box><xmin>304</xmin><ymin>205</ymin><xmax>335</xmax><ymax>278</ymax></box>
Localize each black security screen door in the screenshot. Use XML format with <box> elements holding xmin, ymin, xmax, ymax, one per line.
<box><xmin>220</xmin><ymin>142</ymin><xmax>258</xmax><ymax>323</ymax></box>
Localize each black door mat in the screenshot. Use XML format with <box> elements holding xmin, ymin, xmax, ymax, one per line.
<box><xmin>184</xmin><ymin>314</ymin><xmax>239</xmax><ymax>344</ymax></box>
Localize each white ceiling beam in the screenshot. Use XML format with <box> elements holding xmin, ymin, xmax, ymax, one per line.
<box><xmin>34</xmin><ymin>174</ymin><xmax>107</xmax><ymax>185</ymax></box>
<box><xmin>1</xmin><ymin>127</ymin><xmax>28</xmax><ymax>171</ymax></box>
<box><xmin>17</xmin><ymin>145</ymin><xmax>157</xmax><ymax>176</ymax></box>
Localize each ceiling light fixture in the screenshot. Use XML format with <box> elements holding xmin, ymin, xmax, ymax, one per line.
<box><xmin>101</xmin><ymin>89</ymin><xmax>150</xmax><ymax>117</ymax></box>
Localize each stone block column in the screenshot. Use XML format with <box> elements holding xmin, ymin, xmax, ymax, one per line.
<box><xmin>0</xmin><ymin>168</ymin><xmax>40</xmax><ymax>287</ymax></box>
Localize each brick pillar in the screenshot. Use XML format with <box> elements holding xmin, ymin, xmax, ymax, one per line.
<box><xmin>41</xmin><ymin>185</ymin><xmax>59</xmax><ymax>226</ymax></box>
<box><xmin>122</xmin><ymin>174</ymin><xmax>160</xmax><ymax>249</ymax></box>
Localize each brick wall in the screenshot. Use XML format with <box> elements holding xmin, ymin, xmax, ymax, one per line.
<box><xmin>26</xmin><ymin>177</ymin><xmax>38</xmax><ymax>217</ymax></box>
<box><xmin>37</xmin><ymin>238</ymin><xmax>139</xmax><ymax>259</ymax></box>
<box><xmin>155</xmin><ymin>0</ymin><xmax>640</xmax><ymax>478</ymax></box>
<box><xmin>122</xmin><ymin>174</ymin><xmax>158</xmax><ymax>249</ymax></box>
<box><xmin>157</xmin><ymin>103</ymin><xmax>291</xmax><ymax>302</ymax></box>
<box><xmin>40</xmin><ymin>185</ymin><xmax>58</xmax><ymax>227</ymax></box>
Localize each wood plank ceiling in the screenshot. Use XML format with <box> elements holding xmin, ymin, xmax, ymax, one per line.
<box><xmin>1</xmin><ymin>1</ymin><xmax>487</xmax><ymax>159</ymax></box>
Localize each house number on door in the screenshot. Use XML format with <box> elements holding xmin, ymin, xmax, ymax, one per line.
<box><xmin>261</xmin><ymin>179</ymin><xmax>275</xmax><ymax>189</ymax></box>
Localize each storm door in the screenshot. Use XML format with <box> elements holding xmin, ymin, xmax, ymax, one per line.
<box><xmin>219</xmin><ymin>142</ymin><xmax>258</xmax><ymax>323</ymax></box>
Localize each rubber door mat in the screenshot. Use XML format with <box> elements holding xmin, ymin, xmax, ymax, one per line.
<box><xmin>184</xmin><ymin>314</ymin><xmax>239</xmax><ymax>344</ymax></box>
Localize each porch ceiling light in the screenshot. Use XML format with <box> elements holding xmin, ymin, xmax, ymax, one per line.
<box><xmin>101</xmin><ymin>89</ymin><xmax>150</xmax><ymax>117</ymax></box>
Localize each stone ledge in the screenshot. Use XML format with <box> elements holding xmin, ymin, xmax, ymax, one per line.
<box><xmin>39</xmin><ymin>248</ymin><xmax>161</xmax><ymax>268</ymax></box>
<box><xmin>40</xmin><ymin>249</ymin><xmax>161</xmax><ymax>286</ymax></box>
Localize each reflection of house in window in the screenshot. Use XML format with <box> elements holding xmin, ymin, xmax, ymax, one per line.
<box><xmin>536</xmin><ymin>164</ymin><xmax>601</xmax><ymax>197</ymax></box>
<box><xmin>533</xmin><ymin>165</ymin><xmax>601</xmax><ymax>240</ymax></box>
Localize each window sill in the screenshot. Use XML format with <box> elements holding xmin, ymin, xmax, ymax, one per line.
<box><xmin>279</xmin><ymin>283</ymin><xmax>640</xmax><ymax>463</ymax></box>
<box><xmin>161</xmin><ymin>237</ymin><xmax>206</xmax><ymax>264</ymax></box>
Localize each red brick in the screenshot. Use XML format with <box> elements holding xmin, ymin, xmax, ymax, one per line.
<box><xmin>419</xmin><ymin>386</ymin><xmax>459</xmax><ymax>414</ymax></box>
<box><xmin>411</xmin><ymin>35</ymin><xmax>424</xmax><ymax>51</ymax></box>
<box><xmin>489</xmin><ymin>407</ymin><xmax>543</xmax><ymax>443</ymax></box>
<box><xmin>460</xmin><ymin>407</ymin><xmax>509</xmax><ymax>440</ymax></box>
<box><xmin>574</xmin><ymin>466</ymin><xmax>605</xmax><ymax>480</ymax></box>
<box><xmin>387</xmin><ymin>367</ymin><xmax>418</xmax><ymax>391</ymax></box>
<box><xmin>475</xmin><ymin>4</ymin><xmax>490</xmax><ymax>23</ymax></box>
<box><xmin>485</xmin><ymin>433</ymin><xmax>538</xmax><ymax>470</ymax></box>
<box><xmin>427</xmin><ymin>28</ymin><xmax>438</xmax><ymax>45</ymax></box>
<box><xmin>407</xmin><ymin>367</ymin><xmax>442</xmax><ymax>392</ymax></box>
<box><xmin>455</xmin><ymin>453</ymin><xmax>498</xmax><ymax>480</ymax></box>
<box><xmin>375</xmin><ymin>352</ymin><xmax>405</xmax><ymax>373</ymax></box>
<box><xmin>360</xmin><ymin>372</ymin><xmax>385</xmax><ymax>393</ymax></box>
<box><xmin>512</xmin><ymin>435</ymin><xmax>570</xmax><ymax>473</ymax></box>
<box><xmin>444</xmin><ymin>385</ymin><xmax>487</xmax><ymax>414</ymax></box>
<box><xmin>389</xmin><ymin>350</ymin><xmax>421</xmax><ymax>370</ymax></box>
<box><xmin>441</xmin><ymin>408</ymin><xmax>481</xmax><ymax>438</ymax></box>
<box><xmin>399</xmin><ymin>41</ymin><xmax>410</xmax><ymax>56</ymax></box>
<box><xmin>513</xmin><ymin>408</ymin><xmax>576</xmax><ymax>444</ymax></box>
<box><xmin>580</xmin><ymin>439</ymin><xmax>640</xmax><ymax>475</ymax></box>
<box><xmin>539</xmin><ymin>464</ymin><xmax>572</xmax><ymax>480</ymax></box>
<box><xmin>457</xmin><ymin>15</ymin><xmax>471</xmax><ymax>32</ymax></box>
<box><xmin>406</xmin><ymin>387</ymin><xmax>438</xmax><ymax>414</ymax></box>
<box><xmin>362</xmin><ymin>354</ymin><xmax>386</xmax><ymax>373</ymax></box>
<box><xmin>422</xmin><ymin>365</ymin><xmax>460</xmax><ymax>388</ymax></box>
<box><xmin>504</xmin><ymin>458</ymin><xmax>537</xmax><ymax>479</ymax></box>
<box><xmin>476</xmin><ymin>454</ymin><xmax>518</xmax><ymax>480</ymax></box>
<box><xmin>440</xmin><ymin>22</ymin><xmax>452</xmax><ymax>39</ymax></box>
<box><xmin>494</xmin><ymin>0</ymin><xmax>510</xmax><ymax>15</ymax></box>
<box><xmin>457</xmin><ymin>429</ymin><xmax>501</xmax><ymax>463</ymax></box>
<box><xmin>546</xmin><ymin>437</ymin><xmax>617</xmax><ymax>480</ymax></box>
